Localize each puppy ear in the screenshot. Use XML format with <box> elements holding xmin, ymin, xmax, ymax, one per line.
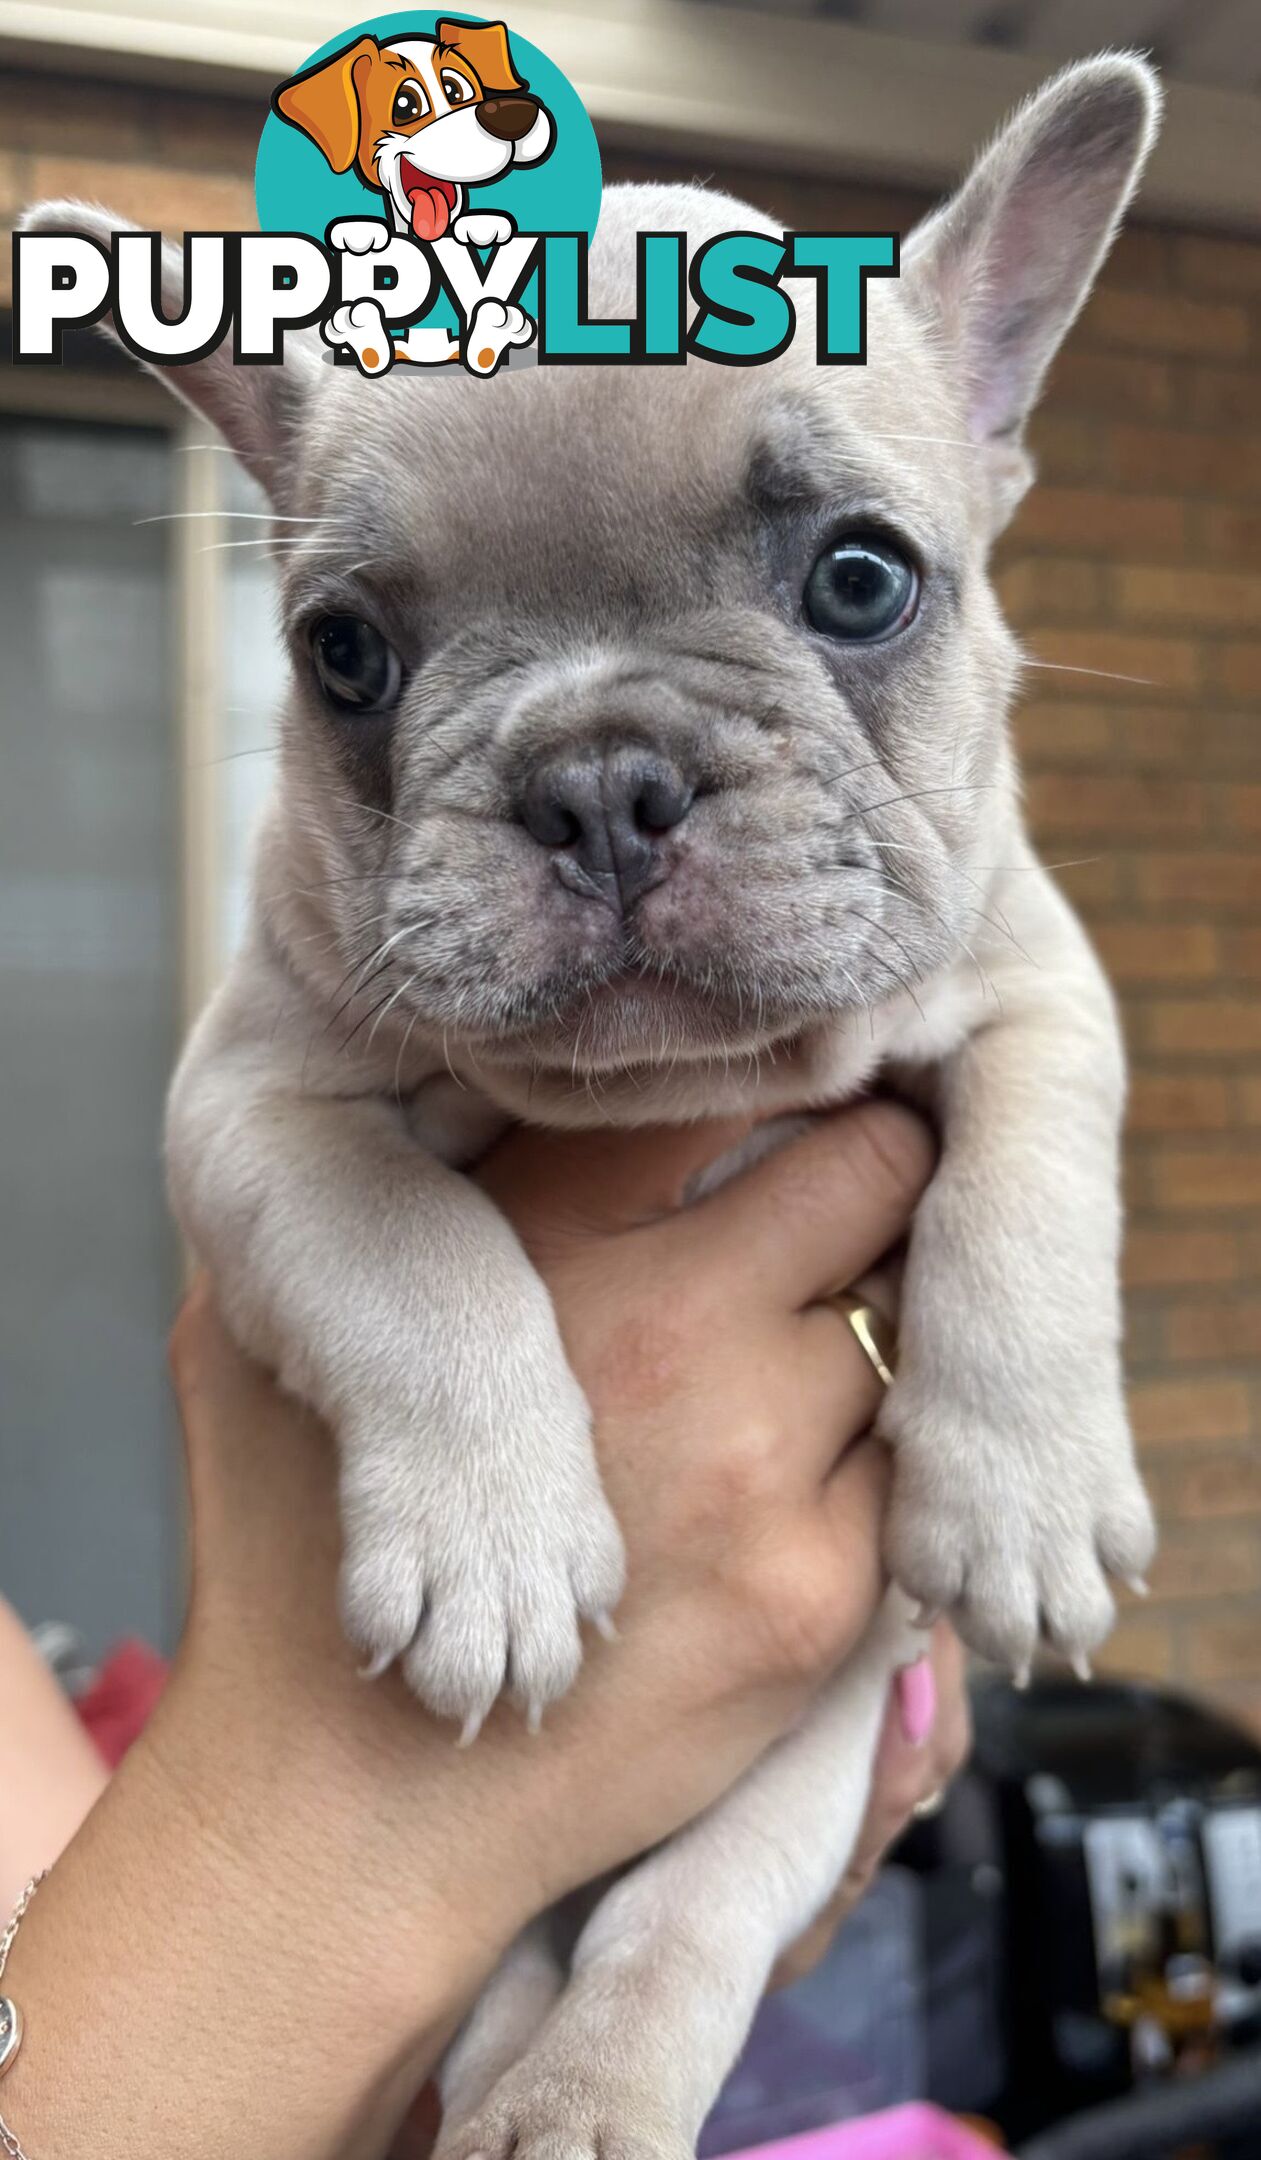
<box><xmin>273</xmin><ymin>35</ymin><xmax>377</xmax><ymax>173</ymax></box>
<box><xmin>904</xmin><ymin>53</ymin><xmax>1160</xmax><ymax>503</ymax></box>
<box><xmin>18</xmin><ymin>200</ymin><xmax>320</xmax><ymax>506</ymax></box>
<box><xmin>436</xmin><ymin>18</ymin><xmax>523</xmax><ymax>93</ymax></box>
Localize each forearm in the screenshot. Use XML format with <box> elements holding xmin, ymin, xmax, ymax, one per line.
<box><xmin>1</xmin><ymin>1675</ymin><xmax>496</xmax><ymax>2160</ymax></box>
<box><xmin>0</xmin><ymin>1599</ymin><xmax>107</xmax><ymax>1912</ymax></box>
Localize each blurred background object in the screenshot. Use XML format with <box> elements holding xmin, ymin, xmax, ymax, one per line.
<box><xmin>0</xmin><ymin>1</ymin><xmax>1257</xmax><ymax>1718</ymax></box>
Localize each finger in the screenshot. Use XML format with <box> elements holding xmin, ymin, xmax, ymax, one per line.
<box><xmin>789</xmin><ymin>1306</ymin><xmax>890</xmax><ymax>1481</ymax></box>
<box><xmin>477</xmin><ymin>1116</ymin><xmax>756</xmax><ymax>1244</ymax></box>
<box><xmin>677</xmin><ymin>1100</ymin><xmax>935</xmax><ymax>1309</ymax></box>
<box><xmin>816</xmin><ymin>1435</ymin><xmax>892</xmax><ymax>1610</ymax></box>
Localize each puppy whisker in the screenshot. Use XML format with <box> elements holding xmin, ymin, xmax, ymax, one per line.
<box><xmin>1024</xmin><ymin>658</ymin><xmax>1158</xmax><ymax>688</ymax></box>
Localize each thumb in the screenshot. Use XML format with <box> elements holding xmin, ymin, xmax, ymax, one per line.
<box><xmin>476</xmin><ymin>1116</ymin><xmax>756</xmax><ymax>1246</ymax></box>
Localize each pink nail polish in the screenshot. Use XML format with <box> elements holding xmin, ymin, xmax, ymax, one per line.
<box><xmin>896</xmin><ymin>1655</ymin><xmax>936</xmax><ymax>1747</ymax></box>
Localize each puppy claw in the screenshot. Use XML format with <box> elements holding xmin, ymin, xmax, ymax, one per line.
<box><xmin>359</xmin><ymin>1648</ymin><xmax>394</xmax><ymax>1682</ymax></box>
<box><xmin>912</xmin><ymin>1601</ymin><xmax>940</xmax><ymax>1631</ymax></box>
<box><xmin>1122</xmin><ymin>1574</ymin><xmax>1150</xmax><ymax>1599</ymax></box>
<box><xmin>1069</xmin><ymin>1650</ymin><xmax>1094</xmax><ymax>1684</ymax></box>
<box><xmin>458</xmin><ymin>1710</ymin><xmax>486</xmax><ymax>1750</ymax></box>
<box><xmin>1013</xmin><ymin>1660</ymin><xmax>1032</xmax><ymax>1692</ymax></box>
<box><xmin>526</xmin><ymin>1699</ymin><xmax>544</xmax><ymax>1736</ymax></box>
<box><xmin>592</xmin><ymin>1609</ymin><xmax>619</xmax><ymax>1643</ymax></box>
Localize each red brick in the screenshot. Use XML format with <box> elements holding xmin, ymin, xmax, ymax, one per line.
<box><xmin>1131</xmin><ymin>1378</ymin><xmax>1252</xmax><ymax>1447</ymax></box>
<box><xmin>1127</xmin><ymin>1072</ymin><xmax>1230</xmax><ymax>1128</ymax></box>
<box><xmin>1188</xmin><ymin>1621</ymin><xmax>1261</xmax><ymax>1683</ymax></box>
<box><xmin>1124</xmin><ymin>1227</ymin><xmax>1240</xmax><ymax>1287</ymax></box>
<box><xmin>1097</xmin><ymin>1617</ymin><xmax>1176</xmax><ymax>1682</ymax></box>
<box><xmin>1135</xmin><ymin>855</ymin><xmax>1261</xmax><ymax>915</ymax></box>
<box><xmin>1028</xmin><ymin>773</ymin><xmax>1207</xmax><ymax>838</ymax></box>
<box><xmin>1114</xmin><ymin>563</ymin><xmax>1261</xmax><ymax>630</ymax></box>
<box><xmin>1080</xmin><ymin>286</ymin><xmax>1250</xmax><ymax>360</ymax></box>
<box><xmin>1173</xmin><ymin>233</ymin><xmax>1261</xmax><ymax>298</ymax></box>
<box><xmin>1015</xmin><ymin>702</ymin><xmax>1114</xmax><ymax>767</ymax></box>
<box><xmin>1109</xmin><ymin>426</ymin><xmax>1261</xmax><ymax>500</ymax></box>
<box><xmin>1161</xmin><ymin>1455</ymin><xmax>1261</xmax><ymax>1520</ymax></box>
<box><xmin>1146</xmin><ymin>1004</ymin><xmax>1261</xmax><ymax>1059</ymax></box>
<box><xmin>1214</xmin><ymin>644</ymin><xmax>1261</xmax><ymax>701</ymax></box>
<box><xmin>1152</xmin><ymin>1149</ymin><xmax>1261</xmax><ymax>1209</ymax></box>
<box><xmin>1198</xmin><ymin>504</ymin><xmax>1261</xmax><ymax>567</ymax></box>
<box><xmin>1047</xmin><ymin>347</ymin><xmax>1174</xmax><ymax>421</ymax></box>
<box><xmin>1010</xmin><ymin>488</ymin><xmax>1186</xmax><ymax>559</ymax></box>
<box><xmin>1097</xmin><ymin>926</ymin><xmax>1219</xmax><ymax>986</ymax></box>
<box><xmin>1180</xmin><ymin>364</ymin><xmax>1261</xmax><ymax>433</ymax></box>
<box><xmin>998</xmin><ymin>557</ymin><xmax>1104</xmax><ymax>622</ymax></box>
<box><xmin>1150</xmin><ymin>1534</ymin><xmax>1261</xmax><ymax>1601</ymax></box>
<box><xmin>1166</xmin><ymin>1300</ymin><xmax>1261</xmax><ymax>1363</ymax></box>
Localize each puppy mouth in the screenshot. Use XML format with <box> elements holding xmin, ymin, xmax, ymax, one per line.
<box><xmin>398</xmin><ymin>157</ymin><xmax>458</xmax><ymax>241</ymax></box>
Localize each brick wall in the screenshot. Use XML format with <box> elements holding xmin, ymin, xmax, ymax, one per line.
<box><xmin>2</xmin><ymin>71</ymin><xmax>1258</xmax><ymax>1725</ymax></box>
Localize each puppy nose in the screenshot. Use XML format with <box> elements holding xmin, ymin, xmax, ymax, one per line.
<box><xmin>477</xmin><ymin>95</ymin><xmax>539</xmax><ymax>142</ymax></box>
<box><xmin>519</xmin><ymin>746</ymin><xmax>694</xmax><ymax>908</ymax></box>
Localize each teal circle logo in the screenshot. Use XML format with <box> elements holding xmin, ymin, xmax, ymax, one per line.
<box><xmin>255</xmin><ymin>12</ymin><xmax>602</xmax><ymax>248</ymax></box>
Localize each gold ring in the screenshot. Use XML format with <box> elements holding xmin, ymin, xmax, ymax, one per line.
<box><xmin>831</xmin><ymin>1293</ymin><xmax>897</xmax><ymax>1390</ymax></box>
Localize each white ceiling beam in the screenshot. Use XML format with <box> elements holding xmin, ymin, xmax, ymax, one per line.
<box><xmin>0</xmin><ymin>0</ymin><xmax>1257</xmax><ymax>231</ymax></box>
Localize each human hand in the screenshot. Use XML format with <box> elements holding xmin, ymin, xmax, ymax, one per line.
<box><xmin>5</xmin><ymin>1103</ymin><xmax>934</xmax><ymax>2160</ymax></box>
<box><xmin>172</xmin><ymin>1102</ymin><xmax>936</xmax><ymax>1968</ymax></box>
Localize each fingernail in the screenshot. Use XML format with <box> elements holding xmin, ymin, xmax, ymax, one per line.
<box><xmin>896</xmin><ymin>1655</ymin><xmax>936</xmax><ymax>1747</ymax></box>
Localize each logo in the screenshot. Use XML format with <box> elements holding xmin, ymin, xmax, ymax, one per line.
<box><xmin>13</xmin><ymin>12</ymin><xmax>898</xmax><ymax>376</ymax></box>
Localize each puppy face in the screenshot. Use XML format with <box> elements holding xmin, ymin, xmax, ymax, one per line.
<box><xmin>274</xmin><ymin>19</ymin><xmax>554</xmax><ymax>239</ymax></box>
<box><xmin>254</xmin><ymin>58</ymin><xmax>1158</xmax><ymax>1095</ymax></box>
<box><xmin>277</xmin><ymin>244</ymin><xmax>1002</xmax><ymax>1082</ymax></box>
<box><xmin>39</xmin><ymin>60</ymin><xmax>1150</xmax><ymax>1102</ymax></box>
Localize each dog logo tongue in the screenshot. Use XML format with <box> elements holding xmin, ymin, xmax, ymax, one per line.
<box><xmin>402</xmin><ymin>160</ymin><xmax>454</xmax><ymax>242</ymax></box>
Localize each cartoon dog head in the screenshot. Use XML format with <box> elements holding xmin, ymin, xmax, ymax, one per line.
<box><xmin>274</xmin><ymin>18</ymin><xmax>554</xmax><ymax>241</ymax></box>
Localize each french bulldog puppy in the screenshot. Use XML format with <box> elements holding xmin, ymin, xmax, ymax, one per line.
<box><xmin>27</xmin><ymin>50</ymin><xmax>1160</xmax><ymax>2160</ymax></box>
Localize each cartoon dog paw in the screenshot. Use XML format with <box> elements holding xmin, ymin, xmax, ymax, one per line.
<box><xmin>452</xmin><ymin>211</ymin><xmax>517</xmax><ymax>250</ymax></box>
<box><xmin>322</xmin><ymin>298</ymin><xmax>393</xmax><ymax>377</ymax></box>
<box><xmin>328</xmin><ymin>217</ymin><xmax>392</xmax><ymax>255</ymax></box>
<box><xmin>464</xmin><ymin>298</ymin><xmax>534</xmax><ymax>377</ymax></box>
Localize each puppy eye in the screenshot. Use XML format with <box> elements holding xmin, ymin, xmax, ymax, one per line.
<box><xmin>310</xmin><ymin>615</ymin><xmax>402</xmax><ymax>715</ymax></box>
<box><xmin>441</xmin><ymin>70</ymin><xmax>471</xmax><ymax>105</ymax></box>
<box><xmin>803</xmin><ymin>533</ymin><xmax>919</xmax><ymax>643</ymax></box>
<box><xmin>391</xmin><ymin>83</ymin><xmax>429</xmax><ymax>126</ymax></box>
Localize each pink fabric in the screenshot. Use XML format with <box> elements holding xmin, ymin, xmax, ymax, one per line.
<box><xmin>722</xmin><ymin>2105</ymin><xmax>999</xmax><ymax>2160</ymax></box>
<box><xmin>75</xmin><ymin>1640</ymin><xmax>168</xmax><ymax>1768</ymax></box>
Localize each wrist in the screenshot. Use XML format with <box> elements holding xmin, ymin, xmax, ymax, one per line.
<box><xmin>0</xmin><ymin>1669</ymin><xmax>512</xmax><ymax>2160</ymax></box>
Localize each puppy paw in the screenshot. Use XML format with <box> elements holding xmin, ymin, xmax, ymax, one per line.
<box><xmin>327</xmin><ymin>217</ymin><xmax>392</xmax><ymax>254</ymax></box>
<box><xmin>338</xmin><ymin>1365</ymin><xmax>624</xmax><ymax>1733</ymax></box>
<box><xmin>440</xmin><ymin>2063</ymin><xmax>689</xmax><ymax>2160</ymax></box>
<box><xmin>321</xmin><ymin>298</ymin><xmax>393</xmax><ymax>376</ymax></box>
<box><xmin>880</xmin><ymin>1370</ymin><xmax>1155</xmax><ymax>1679</ymax></box>
<box><xmin>464</xmin><ymin>297</ymin><xmax>534</xmax><ymax>376</ymax></box>
<box><xmin>452</xmin><ymin>210</ymin><xmax>516</xmax><ymax>248</ymax></box>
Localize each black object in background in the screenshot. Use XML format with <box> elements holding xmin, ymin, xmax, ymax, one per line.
<box><xmin>898</xmin><ymin>1673</ymin><xmax>1261</xmax><ymax>2145</ymax></box>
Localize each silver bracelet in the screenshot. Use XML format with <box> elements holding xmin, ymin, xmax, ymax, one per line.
<box><xmin>0</xmin><ymin>1873</ymin><xmax>46</xmax><ymax>2160</ymax></box>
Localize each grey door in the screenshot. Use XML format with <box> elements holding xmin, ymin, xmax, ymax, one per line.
<box><xmin>0</xmin><ymin>415</ymin><xmax>182</xmax><ymax>1660</ymax></box>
